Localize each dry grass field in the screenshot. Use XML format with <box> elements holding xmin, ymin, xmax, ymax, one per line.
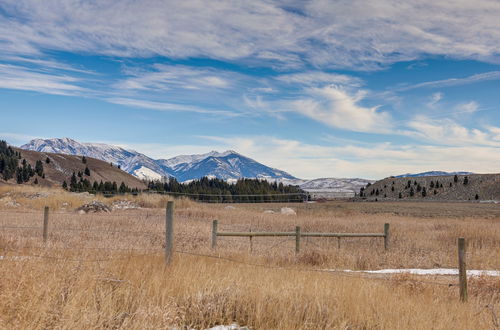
<box><xmin>1</xmin><ymin>186</ymin><xmax>499</xmax><ymax>329</ymax></box>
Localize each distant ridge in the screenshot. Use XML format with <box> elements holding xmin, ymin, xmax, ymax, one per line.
<box><xmin>395</xmin><ymin>171</ymin><xmax>473</xmax><ymax>178</ymax></box>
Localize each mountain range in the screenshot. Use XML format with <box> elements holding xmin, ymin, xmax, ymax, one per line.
<box><xmin>21</xmin><ymin>138</ymin><xmax>296</xmax><ymax>182</ymax></box>
<box><xmin>20</xmin><ymin>138</ymin><xmax>373</xmax><ymax>196</ymax></box>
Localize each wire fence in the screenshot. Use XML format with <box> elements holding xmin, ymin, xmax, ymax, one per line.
<box><xmin>1</xmin><ymin>209</ymin><xmax>497</xmax><ymax>292</ymax></box>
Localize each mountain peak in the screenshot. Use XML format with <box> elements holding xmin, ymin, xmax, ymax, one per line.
<box><xmin>20</xmin><ymin>137</ymin><xmax>297</xmax><ymax>182</ymax></box>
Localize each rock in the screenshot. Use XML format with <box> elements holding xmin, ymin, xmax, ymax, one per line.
<box><xmin>76</xmin><ymin>200</ymin><xmax>112</xmax><ymax>213</ymax></box>
<box><xmin>280</xmin><ymin>207</ymin><xmax>296</xmax><ymax>215</ymax></box>
<box><xmin>112</xmin><ymin>200</ymin><xmax>140</xmax><ymax>210</ymax></box>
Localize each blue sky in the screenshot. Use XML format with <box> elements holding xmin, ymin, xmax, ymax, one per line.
<box><xmin>1</xmin><ymin>1</ymin><xmax>500</xmax><ymax>179</ymax></box>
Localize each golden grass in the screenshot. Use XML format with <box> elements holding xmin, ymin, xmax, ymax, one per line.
<box><xmin>0</xmin><ymin>186</ymin><xmax>499</xmax><ymax>329</ymax></box>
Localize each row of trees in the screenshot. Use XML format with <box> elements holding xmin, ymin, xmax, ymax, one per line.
<box><xmin>62</xmin><ymin>174</ymin><xmax>137</xmax><ymax>194</ymax></box>
<box><xmin>0</xmin><ymin>140</ymin><xmax>20</xmax><ymax>180</ymax></box>
<box><xmin>1</xmin><ymin>140</ymin><xmax>45</xmax><ymax>183</ymax></box>
<box><xmin>147</xmin><ymin>177</ymin><xmax>306</xmax><ymax>202</ymax></box>
<box><xmin>360</xmin><ymin>175</ymin><xmax>475</xmax><ymax>199</ymax></box>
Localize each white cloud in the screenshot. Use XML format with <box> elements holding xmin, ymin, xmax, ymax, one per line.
<box><xmin>406</xmin><ymin>116</ymin><xmax>499</xmax><ymax>147</ymax></box>
<box><xmin>2</xmin><ymin>1</ymin><xmax>500</xmax><ymax>69</ymax></box>
<box><xmin>427</xmin><ymin>92</ymin><xmax>443</xmax><ymax>108</ymax></box>
<box><xmin>289</xmin><ymin>85</ymin><xmax>393</xmax><ymax>133</ymax></box>
<box><xmin>107</xmin><ymin>97</ymin><xmax>240</xmax><ymax>116</ymax></box>
<box><xmin>397</xmin><ymin>71</ymin><xmax>500</xmax><ymax>91</ymax></box>
<box><xmin>0</xmin><ymin>63</ymin><xmax>84</xmax><ymax>95</ymax></box>
<box><xmin>455</xmin><ymin>101</ymin><xmax>479</xmax><ymax>114</ymax></box>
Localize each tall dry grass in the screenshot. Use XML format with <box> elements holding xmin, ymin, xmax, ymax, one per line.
<box><xmin>0</xmin><ymin>186</ymin><xmax>499</xmax><ymax>329</ymax></box>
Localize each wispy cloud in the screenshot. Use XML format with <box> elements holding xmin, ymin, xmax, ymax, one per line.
<box><xmin>107</xmin><ymin>97</ymin><xmax>241</xmax><ymax>116</ymax></box>
<box><xmin>289</xmin><ymin>86</ymin><xmax>393</xmax><ymax>133</ymax></box>
<box><xmin>2</xmin><ymin>1</ymin><xmax>500</xmax><ymax>70</ymax></box>
<box><xmin>396</xmin><ymin>71</ymin><xmax>500</xmax><ymax>91</ymax></box>
<box><xmin>0</xmin><ymin>63</ymin><xmax>84</xmax><ymax>95</ymax></box>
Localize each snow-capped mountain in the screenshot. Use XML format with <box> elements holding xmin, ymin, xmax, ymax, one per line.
<box><xmin>21</xmin><ymin>138</ymin><xmax>173</xmax><ymax>180</ymax></box>
<box><xmin>274</xmin><ymin>177</ymin><xmax>374</xmax><ymax>197</ymax></box>
<box><xmin>20</xmin><ymin>138</ymin><xmax>296</xmax><ymax>182</ymax></box>
<box><xmin>395</xmin><ymin>171</ymin><xmax>474</xmax><ymax>178</ymax></box>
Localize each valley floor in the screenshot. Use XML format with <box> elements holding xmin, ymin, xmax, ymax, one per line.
<box><xmin>0</xmin><ymin>186</ymin><xmax>499</xmax><ymax>329</ymax></box>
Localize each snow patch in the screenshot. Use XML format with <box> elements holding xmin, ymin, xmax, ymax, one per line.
<box><xmin>333</xmin><ymin>268</ymin><xmax>500</xmax><ymax>277</ymax></box>
<box><xmin>133</xmin><ymin>166</ymin><xmax>163</xmax><ymax>181</ymax></box>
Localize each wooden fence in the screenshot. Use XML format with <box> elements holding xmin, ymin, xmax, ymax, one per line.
<box><xmin>211</xmin><ymin>220</ymin><xmax>390</xmax><ymax>253</ymax></box>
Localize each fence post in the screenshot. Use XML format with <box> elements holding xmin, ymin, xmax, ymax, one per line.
<box><xmin>165</xmin><ymin>201</ymin><xmax>174</xmax><ymax>265</ymax></box>
<box><xmin>295</xmin><ymin>226</ymin><xmax>301</xmax><ymax>254</ymax></box>
<box><xmin>458</xmin><ymin>237</ymin><xmax>468</xmax><ymax>302</ymax></box>
<box><xmin>249</xmin><ymin>228</ymin><xmax>253</xmax><ymax>253</ymax></box>
<box><xmin>43</xmin><ymin>206</ymin><xmax>49</xmax><ymax>242</ymax></box>
<box><xmin>337</xmin><ymin>237</ymin><xmax>341</xmax><ymax>249</ymax></box>
<box><xmin>211</xmin><ymin>220</ymin><xmax>218</xmax><ymax>250</ymax></box>
<box><xmin>384</xmin><ymin>223</ymin><xmax>390</xmax><ymax>250</ymax></box>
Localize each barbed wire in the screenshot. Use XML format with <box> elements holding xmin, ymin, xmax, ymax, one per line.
<box><xmin>0</xmin><ymin>225</ymin><xmax>162</xmax><ymax>236</ymax></box>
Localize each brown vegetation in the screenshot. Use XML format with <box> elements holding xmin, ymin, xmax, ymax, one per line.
<box><xmin>0</xmin><ymin>186</ymin><xmax>499</xmax><ymax>329</ymax></box>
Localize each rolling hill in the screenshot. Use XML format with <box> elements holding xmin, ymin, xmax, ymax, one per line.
<box><xmin>359</xmin><ymin>173</ymin><xmax>500</xmax><ymax>202</ymax></box>
<box><xmin>1</xmin><ymin>147</ymin><xmax>147</xmax><ymax>190</ymax></box>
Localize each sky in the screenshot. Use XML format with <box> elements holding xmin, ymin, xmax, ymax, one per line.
<box><xmin>1</xmin><ymin>0</ymin><xmax>500</xmax><ymax>180</ymax></box>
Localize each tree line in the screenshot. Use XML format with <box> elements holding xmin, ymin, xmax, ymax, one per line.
<box><xmin>147</xmin><ymin>177</ymin><xmax>306</xmax><ymax>202</ymax></box>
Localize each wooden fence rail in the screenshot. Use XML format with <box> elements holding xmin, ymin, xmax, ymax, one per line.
<box><xmin>211</xmin><ymin>220</ymin><xmax>390</xmax><ymax>253</ymax></box>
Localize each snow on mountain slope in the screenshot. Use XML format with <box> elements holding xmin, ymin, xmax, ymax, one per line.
<box><xmin>21</xmin><ymin>138</ymin><xmax>173</xmax><ymax>179</ymax></box>
<box><xmin>133</xmin><ymin>166</ymin><xmax>164</xmax><ymax>181</ymax></box>
<box><xmin>20</xmin><ymin>138</ymin><xmax>297</xmax><ymax>182</ymax></box>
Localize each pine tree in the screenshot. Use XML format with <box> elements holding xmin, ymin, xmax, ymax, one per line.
<box><xmin>475</xmin><ymin>194</ymin><xmax>479</xmax><ymax>200</ymax></box>
<box><xmin>410</xmin><ymin>187</ymin><xmax>414</xmax><ymax>197</ymax></box>
<box><xmin>399</xmin><ymin>192</ymin><xmax>402</xmax><ymax>198</ymax></box>
<box><xmin>82</xmin><ymin>156</ymin><xmax>87</xmax><ymax>164</ymax></box>
<box><xmin>422</xmin><ymin>187</ymin><xmax>427</xmax><ymax>197</ymax></box>
<box><xmin>454</xmin><ymin>174</ymin><xmax>458</xmax><ymax>183</ymax></box>
<box><xmin>45</xmin><ymin>157</ymin><xmax>51</xmax><ymax>164</ymax></box>
<box><xmin>62</xmin><ymin>180</ymin><xmax>68</xmax><ymax>190</ymax></box>
<box><xmin>35</xmin><ymin>160</ymin><xmax>44</xmax><ymax>176</ymax></box>
<box><xmin>84</xmin><ymin>166</ymin><xmax>90</xmax><ymax>176</ymax></box>
<box><xmin>34</xmin><ymin>178</ymin><xmax>38</xmax><ymax>184</ymax></box>
<box><xmin>463</xmin><ymin>176</ymin><xmax>469</xmax><ymax>185</ymax></box>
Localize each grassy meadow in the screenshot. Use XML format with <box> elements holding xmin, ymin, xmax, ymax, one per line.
<box><xmin>0</xmin><ymin>185</ymin><xmax>499</xmax><ymax>329</ymax></box>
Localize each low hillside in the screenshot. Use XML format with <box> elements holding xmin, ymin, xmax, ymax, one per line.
<box><xmin>1</xmin><ymin>146</ymin><xmax>146</xmax><ymax>190</ymax></box>
<box><xmin>358</xmin><ymin>173</ymin><xmax>500</xmax><ymax>202</ymax></box>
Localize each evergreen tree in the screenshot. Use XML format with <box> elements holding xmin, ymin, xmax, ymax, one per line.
<box><xmin>463</xmin><ymin>176</ymin><xmax>469</xmax><ymax>185</ymax></box>
<box><xmin>410</xmin><ymin>187</ymin><xmax>414</xmax><ymax>197</ymax></box>
<box><xmin>430</xmin><ymin>181</ymin><xmax>434</xmax><ymax>188</ymax></box>
<box><xmin>84</xmin><ymin>166</ymin><xmax>90</xmax><ymax>176</ymax></box>
<box><xmin>422</xmin><ymin>187</ymin><xmax>427</xmax><ymax>197</ymax></box>
<box><xmin>82</xmin><ymin>156</ymin><xmax>87</xmax><ymax>164</ymax></box>
<box><xmin>398</xmin><ymin>192</ymin><xmax>402</xmax><ymax>199</ymax></box>
<box><xmin>35</xmin><ymin>160</ymin><xmax>44</xmax><ymax>176</ymax></box>
<box><xmin>34</xmin><ymin>178</ymin><xmax>38</xmax><ymax>184</ymax></box>
<box><xmin>62</xmin><ymin>180</ymin><xmax>68</xmax><ymax>190</ymax></box>
<box><xmin>454</xmin><ymin>174</ymin><xmax>458</xmax><ymax>183</ymax></box>
<box><xmin>475</xmin><ymin>194</ymin><xmax>479</xmax><ymax>200</ymax></box>
<box><xmin>45</xmin><ymin>157</ymin><xmax>51</xmax><ymax>164</ymax></box>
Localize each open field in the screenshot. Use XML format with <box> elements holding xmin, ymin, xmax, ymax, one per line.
<box><xmin>1</xmin><ymin>186</ymin><xmax>499</xmax><ymax>329</ymax></box>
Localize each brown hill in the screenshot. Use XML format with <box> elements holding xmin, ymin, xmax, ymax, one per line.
<box><xmin>1</xmin><ymin>148</ymin><xmax>146</xmax><ymax>190</ymax></box>
<box><xmin>358</xmin><ymin>174</ymin><xmax>500</xmax><ymax>202</ymax></box>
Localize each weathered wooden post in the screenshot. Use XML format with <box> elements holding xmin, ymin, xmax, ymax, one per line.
<box><xmin>384</xmin><ymin>223</ymin><xmax>390</xmax><ymax>250</ymax></box>
<box><xmin>249</xmin><ymin>228</ymin><xmax>253</xmax><ymax>253</ymax></box>
<box><xmin>43</xmin><ymin>206</ymin><xmax>49</xmax><ymax>242</ymax></box>
<box><xmin>165</xmin><ymin>201</ymin><xmax>174</xmax><ymax>265</ymax></box>
<box><xmin>458</xmin><ymin>237</ymin><xmax>468</xmax><ymax>302</ymax></box>
<box><xmin>295</xmin><ymin>226</ymin><xmax>301</xmax><ymax>254</ymax></box>
<box><xmin>211</xmin><ymin>220</ymin><xmax>218</xmax><ymax>250</ymax></box>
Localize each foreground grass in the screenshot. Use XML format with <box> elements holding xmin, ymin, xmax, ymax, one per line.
<box><xmin>1</xmin><ymin>186</ymin><xmax>499</xmax><ymax>329</ymax></box>
<box><xmin>1</xmin><ymin>252</ymin><xmax>499</xmax><ymax>329</ymax></box>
